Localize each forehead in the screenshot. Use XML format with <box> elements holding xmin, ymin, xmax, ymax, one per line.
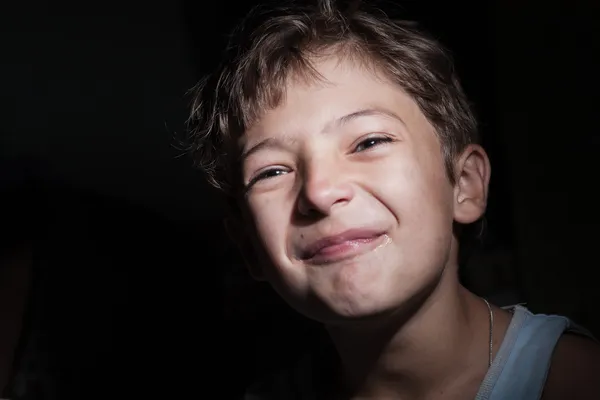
<box><xmin>244</xmin><ymin>57</ymin><xmax>435</xmax><ymax>142</ymax></box>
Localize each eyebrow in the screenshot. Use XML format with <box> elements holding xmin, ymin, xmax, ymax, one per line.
<box><xmin>327</xmin><ymin>107</ymin><xmax>406</xmax><ymax>131</ymax></box>
<box><xmin>240</xmin><ymin>107</ymin><xmax>405</xmax><ymax>162</ymax></box>
<box><xmin>239</xmin><ymin>135</ymin><xmax>298</xmax><ymax>163</ymax></box>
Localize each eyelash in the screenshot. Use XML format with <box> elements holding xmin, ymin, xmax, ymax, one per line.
<box><xmin>352</xmin><ymin>135</ymin><xmax>394</xmax><ymax>153</ymax></box>
<box><xmin>247</xmin><ymin>135</ymin><xmax>394</xmax><ymax>187</ymax></box>
<box><xmin>248</xmin><ymin>168</ymin><xmax>289</xmax><ymax>187</ymax></box>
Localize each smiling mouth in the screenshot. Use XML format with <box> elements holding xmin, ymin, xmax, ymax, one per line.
<box><xmin>302</xmin><ymin>230</ymin><xmax>389</xmax><ymax>265</ymax></box>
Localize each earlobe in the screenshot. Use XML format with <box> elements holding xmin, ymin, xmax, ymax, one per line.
<box><xmin>223</xmin><ymin>217</ymin><xmax>266</xmax><ymax>282</ymax></box>
<box><xmin>453</xmin><ymin>144</ymin><xmax>491</xmax><ymax>224</ymax></box>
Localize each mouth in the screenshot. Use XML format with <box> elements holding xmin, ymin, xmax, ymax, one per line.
<box><xmin>301</xmin><ymin>228</ymin><xmax>389</xmax><ymax>265</ymax></box>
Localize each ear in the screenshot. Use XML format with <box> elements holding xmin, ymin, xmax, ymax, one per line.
<box><xmin>453</xmin><ymin>144</ymin><xmax>491</xmax><ymax>224</ymax></box>
<box><xmin>223</xmin><ymin>216</ymin><xmax>266</xmax><ymax>281</ymax></box>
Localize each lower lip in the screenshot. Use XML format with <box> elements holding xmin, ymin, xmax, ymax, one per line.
<box><xmin>307</xmin><ymin>234</ymin><xmax>387</xmax><ymax>265</ymax></box>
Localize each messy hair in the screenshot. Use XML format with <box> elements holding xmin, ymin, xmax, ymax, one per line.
<box><xmin>187</xmin><ymin>0</ymin><xmax>479</xmax><ymax>196</ymax></box>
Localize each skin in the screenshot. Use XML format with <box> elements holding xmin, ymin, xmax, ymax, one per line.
<box><xmin>229</xmin><ymin>56</ymin><xmax>600</xmax><ymax>399</ymax></box>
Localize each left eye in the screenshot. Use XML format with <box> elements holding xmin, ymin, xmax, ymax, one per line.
<box><xmin>353</xmin><ymin>136</ymin><xmax>393</xmax><ymax>152</ymax></box>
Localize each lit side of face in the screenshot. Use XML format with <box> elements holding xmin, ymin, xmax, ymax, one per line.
<box><xmin>237</xmin><ymin>57</ymin><xmax>482</xmax><ymax>324</ymax></box>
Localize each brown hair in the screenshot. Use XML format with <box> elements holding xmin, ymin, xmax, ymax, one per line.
<box><xmin>187</xmin><ymin>0</ymin><xmax>478</xmax><ymax>197</ymax></box>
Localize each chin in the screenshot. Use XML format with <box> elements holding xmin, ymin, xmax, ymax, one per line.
<box><xmin>286</xmin><ymin>288</ymin><xmax>403</xmax><ymax>324</ymax></box>
<box><xmin>290</xmin><ymin>271</ymin><xmax>446</xmax><ymax>326</ymax></box>
<box><xmin>327</xmin><ymin>305</ymin><xmax>397</xmax><ymax>324</ymax></box>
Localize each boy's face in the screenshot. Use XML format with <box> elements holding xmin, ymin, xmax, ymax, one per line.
<box><xmin>238</xmin><ymin>57</ymin><xmax>485</xmax><ymax>323</ymax></box>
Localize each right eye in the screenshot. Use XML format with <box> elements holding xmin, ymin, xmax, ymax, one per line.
<box><xmin>248</xmin><ymin>167</ymin><xmax>289</xmax><ymax>186</ymax></box>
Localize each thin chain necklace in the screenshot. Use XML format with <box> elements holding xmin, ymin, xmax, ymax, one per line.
<box><xmin>482</xmin><ymin>298</ymin><xmax>494</xmax><ymax>367</ymax></box>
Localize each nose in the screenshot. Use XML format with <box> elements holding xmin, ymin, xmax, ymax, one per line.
<box><xmin>296</xmin><ymin>158</ymin><xmax>355</xmax><ymax>217</ymax></box>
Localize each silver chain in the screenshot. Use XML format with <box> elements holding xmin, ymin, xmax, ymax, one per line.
<box><xmin>482</xmin><ymin>298</ymin><xmax>494</xmax><ymax>367</ymax></box>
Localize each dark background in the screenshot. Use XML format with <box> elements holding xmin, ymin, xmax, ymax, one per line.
<box><xmin>1</xmin><ymin>0</ymin><xmax>599</xmax><ymax>398</ymax></box>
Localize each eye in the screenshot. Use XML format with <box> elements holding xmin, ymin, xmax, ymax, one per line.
<box><xmin>248</xmin><ymin>167</ymin><xmax>289</xmax><ymax>187</ymax></box>
<box><xmin>353</xmin><ymin>135</ymin><xmax>394</xmax><ymax>153</ymax></box>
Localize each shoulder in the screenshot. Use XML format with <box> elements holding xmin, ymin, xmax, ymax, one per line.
<box><xmin>542</xmin><ymin>332</ymin><xmax>600</xmax><ymax>400</ymax></box>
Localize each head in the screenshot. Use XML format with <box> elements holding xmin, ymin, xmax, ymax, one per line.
<box><xmin>187</xmin><ymin>0</ymin><xmax>490</xmax><ymax>324</ymax></box>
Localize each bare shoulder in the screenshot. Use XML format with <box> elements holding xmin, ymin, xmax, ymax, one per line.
<box><xmin>542</xmin><ymin>333</ymin><xmax>600</xmax><ymax>400</ymax></box>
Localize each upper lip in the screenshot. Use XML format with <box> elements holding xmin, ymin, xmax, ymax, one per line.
<box><xmin>300</xmin><ymin>228</ymin><xmax>385</xmax><ymax>259</ymax></box>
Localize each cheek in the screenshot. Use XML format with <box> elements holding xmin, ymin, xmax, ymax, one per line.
<box><xmin>366</xmin><ymin>153</ymin><xmax>453</xmax><ymax>222</ymax></box>
<box><xmin>247</xmin><ymin>195</ymin><xmax>289</xmax><ymax>259</ymax></box>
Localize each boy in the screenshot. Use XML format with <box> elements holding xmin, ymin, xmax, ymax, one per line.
<box><xmin>187</xmin><ymin>1</ymin><xmax>600</xmax><ymax>398</ymax></box>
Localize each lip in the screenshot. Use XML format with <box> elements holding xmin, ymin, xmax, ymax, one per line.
<box><xmin>300</xmin><ymin>228</ymin><xmax>388</xmax><ymax>265</ymax></box>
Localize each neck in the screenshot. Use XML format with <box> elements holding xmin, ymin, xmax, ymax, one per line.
<box><xmin>324</xmin><ymin>267</ymin><xmax>491</xmax><ymax>399</ymax></box>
